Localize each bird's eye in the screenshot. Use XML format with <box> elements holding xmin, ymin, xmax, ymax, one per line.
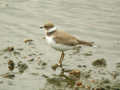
<box><xmin>44</xmin><ymin>26</ymin><xmax>48</xmax><ymax>28</ymax></box>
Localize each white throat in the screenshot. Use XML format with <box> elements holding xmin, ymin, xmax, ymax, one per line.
<box><xmin>47</xmin><ymin>27</ymin><xmax>57</xmax><ymax>33</ymax></box>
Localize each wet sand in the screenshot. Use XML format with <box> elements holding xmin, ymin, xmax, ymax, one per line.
<box><xmin>0</xmin><ymin>0</ymin><xmax>120</xmax><ymax>90</ymax></box>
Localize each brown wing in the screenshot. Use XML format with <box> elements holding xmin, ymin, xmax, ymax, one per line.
<box><xmin>53</xmin><ymin>30</ymin><xmax>79</xmax><ymax>46</ymax></box>
<box><xmin>53</xmin><ymin>30</ymin><xmax>93</xmax><ymax>46</ymax></box>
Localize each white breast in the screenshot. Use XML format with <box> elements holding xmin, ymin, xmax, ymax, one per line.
<box><xmin>45</xmin><ymin>36</ymin><xmax>72</xmax><ymax>51</ymax></box>
<box><xmin>46</xmin><ymin>36</ymin><xmax>56</xmax><ymax>45</ymax></box>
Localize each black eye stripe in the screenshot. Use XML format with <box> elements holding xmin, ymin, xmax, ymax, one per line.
<box><xmin>44</xmin><ymin>26</ymin><xmax>48</xmax><ymax>28</ymax></box>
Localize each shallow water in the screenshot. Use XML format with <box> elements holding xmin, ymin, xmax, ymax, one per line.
<box><xmin>0</xmin><ymin>0</ymin><xmax>120</xmax><ymax>90</ymax></box>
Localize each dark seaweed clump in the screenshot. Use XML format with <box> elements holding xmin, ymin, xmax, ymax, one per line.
<box><xmin>92</xmin><ymin>58</ymin><xmax>107</xmax><ymax>67</ymax></box>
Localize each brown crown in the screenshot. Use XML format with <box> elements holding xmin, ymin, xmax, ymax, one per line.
<box><xmin>44</xmin><ymin>23</ymin><xmax>54</xmax><ymax>30</ymax></box>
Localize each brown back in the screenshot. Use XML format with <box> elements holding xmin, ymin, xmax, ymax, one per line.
<box><xmin>52</xmin><ymin>30</ymin><xmax>80</xmax><ymax>46</ymax></box>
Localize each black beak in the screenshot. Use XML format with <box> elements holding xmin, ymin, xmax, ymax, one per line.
<box><xmin>40</xmin><ymin>26</ymin><xmax>44</xmax><ymax>29</ymax></box>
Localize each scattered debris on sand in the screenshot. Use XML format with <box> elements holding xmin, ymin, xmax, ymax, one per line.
<box><xmin>3</xmin><ymin>46</ymin><xmax>14</xmax><ymax>52</ymax></box>
<box><xmin>8</xmin><ymin>60</ymin><xmax>15</xmax><ymax>71</ymax></box>
<box><xmin>0</xmin><ymin>73</ymin><xmax>15</xmax><ymax>79</ymax></box>
<box><xmin>92</xmin><ymin>58</ymin><xmax>107</xmax><ymax>67</ymax></box>
<box><xmin>30</xmin><ymin>72</ymin><xmax>39</xmax><ymax>76</ymax></box>
<box><xmin>116</xmin><ymin>62</ymin><xmax>120</xmax><ymax>69</ymax></box>
<box><xmin>24</xmin><ymin>39</ymin><xmax>33</xmax><ymax>43</ymax></box>
<box><xmin>69</xmin><ymin>69</ymin><xmax>80</xmax><ymax>78</ymax></box>
<box><xmin>17</xmin><ymin>61</ymin><xmax>28</xmax><ymax>73</ymax></box>
<box><xmin>28</xmin><ymin>58</ymin><xmax>34</xmax><ymax>62</ymax></box>
<box><xmin>0</xmin><ymin>40</ymin><xmax>120</xmax><ymax>90</ymax></box>
<box><xmin>83</xmin><ymin>51</ymin><xmax>92</xmax><ymax>56</ymax></box>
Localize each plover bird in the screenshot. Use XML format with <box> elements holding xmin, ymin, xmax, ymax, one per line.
<box><xmin>40</xmin><ymin>23</ymin><xmax>93</xmax><ymax>68</ymax></box>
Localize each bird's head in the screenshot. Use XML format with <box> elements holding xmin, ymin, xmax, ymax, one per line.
<box><xmin>40</xmin><ymin>22</ymin><xmax>57</xmax><ymax>32</ymax></box>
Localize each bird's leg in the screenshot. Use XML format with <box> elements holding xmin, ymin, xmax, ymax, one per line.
<box><xmin>58</xmin><ymin>51</ymin><xmax>64</xmax><ymax>68</ymax></box>
<box><xmin>58</xmin><ymin>51</ymin><xmax>65</xmax><ymax>75</ymax></box>
<box><xmin>58</xmin><ymin>51</ymin><xmax>64</xmax><ymax>67</ymax></box>
<box><xmin>51</xmin><ymin>51</ymin><xmax>64</xmax><ymax>71</ymax></box>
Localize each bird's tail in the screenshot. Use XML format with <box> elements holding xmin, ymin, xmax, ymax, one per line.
<box><xmin>78</xmin><ymin>40</ymin><xmax>94</xmax><ymax>47</ymax></box>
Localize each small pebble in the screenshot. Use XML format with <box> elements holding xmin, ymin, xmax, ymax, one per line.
<box><xmin>4</xmin><ymin>46</ymin><xmax>14</xmax><ymax>52</ymax></box>
<box><xmin>8</xmin><ymin>60</ymin><xmax>15</xmax><ymax>71</ymax></box>
<box><xmin>17</xmin><ymin>61</ymin><xmax>28</xmax><ymax>73</ymax></box>
<box><xmin>92</xmin><ymin>58</ymin><xmax>107</xmax><ymax>67</ymax></box>
<box><xmin>42</xmin><ymin>62</ymin><xmax>47</xmax><ymax>66</ymax></box>
<box><xmin>2</xmin><ymin>73</ymin><xmax>15</xmax><ymax>79</ymax></box>
<box><xmin>24</xmin><ymin>39</ymin><xmax>33</xmax><ymax>43</ymax></box>
<box><xmin>76</xmin><ymin>81</ymin><xmax>82</xmax><ymax>86</ymax></box>
<box><xmin>69</xmin><ymin>69</ymin><xmax>80</xmax><ymax>78</ymax></box>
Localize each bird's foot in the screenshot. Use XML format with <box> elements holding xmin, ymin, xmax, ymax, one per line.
<box><xmin>51</xmin><ymin>64</ymin><xmax>59</xmax><ymax>70</ymax></box>
<box><xmin>51</xmin><ymin>63</ymin><xmax>64</xmax><ymax>71</ymax></box>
